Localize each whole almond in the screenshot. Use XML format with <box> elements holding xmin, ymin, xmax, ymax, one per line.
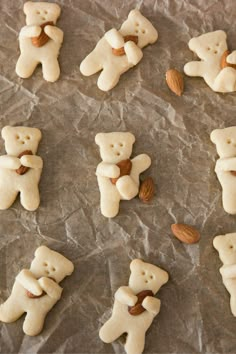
<box><xmin>26</xmin><ymin>290</ymin><xmax>46</xmax><ymax>299</ymax></box>
<box><xmin>166</xmin><ymin>69</ymin><xmax>184</xmax><ymax>96</ymax></box>
<box><xmin>221</xmin><ymin>50</ymin><xmax>236</xmax><ymax>70</ymax></box>
<box><xmin>111</xmin><ymin>159</ymin><xmax>132</xmax><ymax>185</ymax></box>
<box><xmin>139</xmin><ymin>177</ymin><xmax>154</xmax><ymax>203</ymax></box>
<box><xmin>128</xmin><ymin>290</ymin><xmax>153</xmax><ymax>316</ymax></box>
<box><xmin>16</xmin><ymin>150</ymin><xmax>33</xmax><ymax>175</ymax></box>
<box><xmin>31</xmin><ymin>21</ymin><xmax>54</xmax><ymax>47</ymax></box>
<box><xmin>112</xmin><ymin>35</ymin><xmax>138</xmax><ymax>56</ymax></box>
<box><xmin>171</xmin><ymin>223</ymin><xmax>200</xmax><ymax>244</ymax></box>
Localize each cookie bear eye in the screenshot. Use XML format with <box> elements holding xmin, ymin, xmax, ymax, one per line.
<box><xmin>135</xmin><ymin>22</ymin><xmax>139</xmax><ymax>26</ymax></box>
<box><xmin>44</xmin><ymin>10</ymin><xmax>48</xmax><ymax>14</ymax></box>
<box><xmin>150</xmin><ymin>275</ymin><xmax>154</xmax><ymax>279</ymax></box>
<box><xmin>230</xmin><ymin>245</ymin><xmax>234</xmax><ymax>249</ymax></box>
<box><xmin>227</xmin><ymin>138</ymin><xmax>231</xmax><ymax>144</ymax></box>
<box><xmin>36</xmin><ymin>10</ymin><xmax>40</xmax><ymax>14</ymax></box>
<box><xmin>43</xmin><ymin>262</ymin><xmax>48</xmax><ymax>266</ymax></box>
<box><xmin>16</xmin><ymin>135</ymin><xmax>20</xmax><ymax>140</ymax></box>
<box><xmin>141</xmin><ymin>271</ymin><xmax>145</xmax><ymax>276</ymax></box>
<box><xmin>207</xmin><ymin>47</ymin><xmax>210</xmax><ymax>51</ymax></box>
<box><xmin>25</xmin><ymin>136</ymin><xmax>30</xmax><ymax>140</ymax></box>
<box><xmin>119</xmin><ymin>143</ymin><xmax>123</xmax><ymax>147</ymax></box>
<box><xmin>110</xmin><ymin>144</ymin><xmax>114</xmax><ymax>148</ymax></box>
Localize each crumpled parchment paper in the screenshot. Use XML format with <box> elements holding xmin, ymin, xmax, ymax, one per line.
<box><xmin>1</xmin><ymin>0</ymin><xmax>236</xmax><ymax>353</ymax></box>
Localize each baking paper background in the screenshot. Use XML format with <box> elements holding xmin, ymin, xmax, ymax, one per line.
<box><xmin>1</xmin><ymin>0</ymin><xmax>236</xmax><ymax>353</ymax></box>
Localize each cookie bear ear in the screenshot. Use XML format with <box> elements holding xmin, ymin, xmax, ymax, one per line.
<box><xmin>1</xmin><ymin>126</ymin><xmax>11</xmax><ymax>141</ymax></box>
<box><xmin>95</xmin><ymin>133</ymin><xmax>105</xmax><ymax>146</ymax></box>
<box><xmin>210</xmin><ymin>129</ymin><xmax>221</xmax><ymax>144</ymax></box>
<box><xmin>23</xmin><ymin>1</ymin><xmax>33</xmax><ymax>15</ymax></box>
<box><xmin>127</xmin><ymin>132</ymin><xmax>135</xmax><ymax>145</ymax></box>
<box><xmin>130</xmin><ymin>259</ymin><xmax>143</xmax><ymax>271</ymax></box>
<box><xmin>35</xmin><ymin>245</ymin><xmax>50</xmax><ymax>258</ymax></box>
<box><xmin>64</xmin><ymin>259</ymin><xmax>74</xmax><ymax>276</ymax></box>
<box><xmin>213</xmin><ymin>235</ymin><xmax>224</xmax><ymax>251</ymax></box>
<box><xmin>128</xmin><ymin>9</ymin><xmax>141</xmax><ymax>20</ymax></box>
<box><xmin>188</xmin><ymin>37</ymin><xmax>198</xmax><ymax>51</ymax></box>
<box><xmin>216</xmin><ymin>30</ymin><xmax>227</xmax><ymax>41</ymax></box>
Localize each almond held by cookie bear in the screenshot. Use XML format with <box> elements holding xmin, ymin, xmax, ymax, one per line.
<box><xmin>0</xmin><ymin>126</ymin><xmax>43</xmax><ymax>211</ymax></box>
<box><xmin>95</xmin><ymin>132</ymin><xmax>154</xmax><ymax>218</ymax></box>
<box><xmin>99</xmin><ymin>259</ymin><xmax>169</xmax><ymax>354</ymax></box>
<box><xmin>16</xmin><ymin>1</ymin><xmax>63</xmax><ymax>82</ymax></box>
<box><xmin>80</xmin><ymin>9</ymin><xmax>158</xmax><ymax>91</ymax></box>
<box><xmin>184</xmin><ymin>30</ymin><xmax>236</xmax><ymax>93</ymax></box>
<box><xmin>0</xmin><ymin>246</ymin><xmax>74</xmax><ymax>336</ymax></box>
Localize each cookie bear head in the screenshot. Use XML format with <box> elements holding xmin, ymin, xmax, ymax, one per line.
<box><xmin>213</xmin><ymin>233</ymin><xmax>236</xmax><ymax>266</ymax></box>
<box><xmin>120</xmin><ymin>9</ymin><xmax>158</xmax><ymax>48</ymax></box>
<box><xmin>95</xmin><ymin>132</ymin><xmax>135</xmax><ymax>164</ymax></box>
<box><xmin>24</xmin><ymin>1</ymin><xmax>61</xmax><ymax>26</ymax></box>
<box><xmin>30</xmin><ymin>246</ymin><xmax>74</xmax><ymax>283</ymax></box>
<box><xmin>211</xmin><ymin>126</ymin><xmax>236</xmax><ymax>158</ymax></box>
<box><xmin>128</xmin><ymin>259</ymin><xmax>169</xmax><ymax>295</ymax></box>
<box><xmin>188</xmin><ymin>30</ymin><xmax>227</xmax><ymax>61</ymax></box>
<box><xmin>2</xmin><ymin>126</ymin><xmax>42</xmax><ymax>156</ymax></box>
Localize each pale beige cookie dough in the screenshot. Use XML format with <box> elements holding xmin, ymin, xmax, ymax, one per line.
<box><xmin>0</xmin><ymin>126</ymin><xmax>43</xmax><ymax>211</ymax></box>
<box><xmin>214</xmin><ymin>233</ymin><xmax>236</xmax><ymax>316</ymax></box>
<box><xmin>95</xmin><ymin>132</ymin><xmax>152</xmax><ymax>218</ymax></box>
<box><xmin>99</xmin><ymin>259</ymin><xmax>169</xmax><ymax>354</ymax></box>
<box><xmin>16</xmin><ymin>1</ymin><xmax>63</xmax><ymax>82</ymax></box>
<box><xmin>0</xmin><ymin>246</ymin><xmax>74</xmax><ymax>336</ymax></box>
<box><xmin>211</xmin><ymin>127</ymin><xmax>236</xmax><ymax>214</ymax></box>
<box><xmin>80</xmin><ymin>9</ymin><xmax>158</xmax><ymax>91</ymax></box>
<box><xmin>184</xmin><ymin>30</ymin><xmax>236</xmax><ymax>92</ymax></box>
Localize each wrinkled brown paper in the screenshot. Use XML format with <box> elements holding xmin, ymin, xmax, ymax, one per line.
<box><xmin>1</xmin><ymin>0</ymin><xmax>236</xmax><ymax>353</ymax></box>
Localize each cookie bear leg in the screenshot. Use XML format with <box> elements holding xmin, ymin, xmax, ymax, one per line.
<box><xmin>16</xmin><ymin>55</ymin><xmax>38</xmax><ymax>79</ymax></box>
<box><xmin>0</xmin><ymin>188</ymin><xmax>18</xmax><ymax>210</ymax></box>
<box><xmin>124</xmin><ymin>330</ymin><xmax>145</xmax><ymax>354</ymax></box>
<box><xmin>20</xmin><ymin>187</ymin><xmax>40</xmax><ymax>211</ymax></box>
<box><xmin>221</xmin><ymin>185</ymin><xmax>236</xmax><ymax>214</ymax></box>
<box><xmin>0</xmin><ymin>297</ymin><xmax>24</xmax><ymax>323</ymax></box>
<box><xmin>42</xmin><ymin>58</ymin><xmax>60</xmax><ymax>83</ymax></box>
<box><xmin>116</xmin><ymin>176</ymin><xmax>139</xmax><ymax>200</ymax></box>
<box><xmin>214</xmin><ymin>67</ymin><xmax>236</xmax><ymax>92</ymax></box>
<box><xmin>80</xmin><ymin>52</ymin><xmax>102</xmax><ymax>76</ymax></box>
<box><xmin>100</xmin><ymin>194</ymin><xmax>120</xmax><ymax>218</ymax></box>
<box><xmin>23</xmin><ymin>310</ymin><xmax>45</xmax><ymax>336</ymax></box>
<box><xmin>97</xmin><ymin>67</ymin><xmax>120</xmax><ymax>91</ymax></box>
<box><xmin>99</xmin><ymin>318</ymin><xmax>124</xmax><ymax>343</ymax></box>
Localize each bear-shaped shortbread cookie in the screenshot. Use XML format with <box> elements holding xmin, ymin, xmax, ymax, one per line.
<box><xmin>16</xmin><ymin>1</ymin><xmax>63</xmax><ymax>82</ymax></box>
<box><xmin>213</xmin><ymin>233</ymin><xmax>236</xmax><ymax>316</ymax></box>
<box><xmin>211</xmin><ymin>127</ymin><xmax>236</xmax><ymax>214</ymax></box>
<box><xmin>0</xmin><ymin>126</ymin><xmax>43</xmax><ymax>211</ymax></box>
<box><xmin>0</xmin><ymin>246</ymin><xmax>74</xmax><ymax>336</ymax></box>
<box><xmin>95</xmin><ymin>132</ymin><xmax>151</xmax><ymax>218</ymax></box>
<box><xmin>184</xmin><ymin>30</ymin><xmax>236</xmax><ymax>92</ymax></box>
<box><xmin>99</xmin><ymin>259</ymin><xmax>169</xmax><ymax>354</ymax></box>
<box><xmin>80</xmin><ymin>9</ymin><xmax>158</xmax><ymax>91</ymax></box>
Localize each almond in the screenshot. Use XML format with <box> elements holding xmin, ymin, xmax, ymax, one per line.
<box><xmin>111</xmin><ymin>159</ymin><xmax>132</xmax><ymax>185</ymax></box>
<box><xmin>128</xmin><ymin>290</ymin><xmax>153</xmax><ymax>316</ymax></box>
<box><xmin>171</xmin><ymin>223</ymin><xmax>200</xmax><ymax>244</ymax></box>
<box><xmin>221</xmin><ymin>50</ymin><xmax>236</xmax><ymax>70</ymax></box>
<box><xmin>166</xmin><ymin>69</ymin><xmax>184</xmax><ymax>96</ymax></box>
<box><xmin>230</xmin><ymin>171</ymin><xmax>236</xmax><ymax>176</ymax></box>
<box><xmin>31</xmin><ymin>21</ymin><xmax>54</xmax><ymax>47</ymax></box>
<box><xmin>26</xmin><ymin>290</ymin><xmax>46</xmax><ymax>299</ymax></box>
<box><xmin>112</xmin><ymin>35</ymin><xmax>138</xmax><ymax>56</ymax></box>
<box><xmin>16</xmin><ymin>150</ymin><xmax>33</xmax><ymax>175</ymax></box>
<box><xmin>139</xmin><ymin>177</ymin><xmax>154</xmax><ymax>203</ymax></box>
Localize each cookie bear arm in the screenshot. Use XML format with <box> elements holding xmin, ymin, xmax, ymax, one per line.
<box><xmin>0</xmin><ymin>155</ymin><xmax>21</xmax><ymax>169</ymax></box>
<box><xmin>38</xmin><ymin>277</ymin><xmax>63</xmax><ymax>300</ymax></box>
<box><xmin>44</xmin><ymin>26</ymin><xmax>64</xmax><ymax>44</ymax></box>
<box><xmin>184</xmin><ymin>61</ymin><xmax>206</xmax><ymax>77</ymax></box>
<box><xmin>20</xmin><ymin>155</ymin><xmax>43</xmax><ymax>169</ymax></box>
<box><xmin>142</xmin><ymin>296</ymin><xmax>161</xmax><ymax>316</ymax></box>
<box><xmin>115</xmin><ymin>286</ymin><xmax>138</xmax><ymax>306</ymax></box>
<box><xmin>131</xmin><ymin>154</ymin><xmax>151</xmax><ymax>174</ymax></box>
<box><xmin>16</xmin><ymin>269</ymin><xmax>43</xmax><ymax>296</ymax></box>
<box><xmin>19</xmin><ymin>25</ymin><xmax>42</xmax><ymax>38</ymax></box>
<box><xmin>104</xmin><ymin>28</ymin><xmax>125</xmax><ymax>49</ymax></box>
<box><xmin>215</xmin><ymin>158</ymin><xmax>236</xmax><ymax>172</ymax></box>
<box><xmin>96</xmin><ymin>162</ymin><xmax>120</xmax><ymax>178</ymax></box>
<box><xmin>227</xmin><ymin>51</ymin><xmax>236</xmax><ymax>64</ymax></box>
<box><xmin>124</xmin><ymin>41</ymin><xmax>143</xmax><ymax>65</ymax></box>
<box><xmin>220</xmin><ymin>265</ymin><xmax>236</xmax><ymax>279</ymax></box>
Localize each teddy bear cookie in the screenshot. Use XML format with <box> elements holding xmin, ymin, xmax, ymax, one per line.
<box><xmin>211</xmin><ymin>127</ymin><xmax>236</xmax><ymax>214</ymax></box>
<box><xmin>184</xmin><ymin>30</ymin><xmax>236</xmax><ymax>92</ymax></box>
<box><xmin>16</xmin><ymin>1</ymin><xmax>63</xmax><ymax>82</ymax></box>
<box><xmin>0</xmin><ymin>126</ymin><xmax>43</xmax><ymax>211</ymax></box>
<box><xmin>95</xmin><ymin>132</ymin><xmax>153</xmax><ymax>218</ymax></box>
<box><xmin>0</xmin><ymin>246</ymin><xmax>74</xmax><ymax>336</ymax></box>
<box><xmin>213</xmin><ymin>233</ymin><xmax>236</xmax><ymax>316</ymax></box>
<box><xmin>80</xmin><ymin>9</ymin><xmax>158</xmax><ymax>91</ymax></box>
<box><xmin>99</xmin><ymin>259</ymin><xmax>169</xmax><ymax>354</ymax></box>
